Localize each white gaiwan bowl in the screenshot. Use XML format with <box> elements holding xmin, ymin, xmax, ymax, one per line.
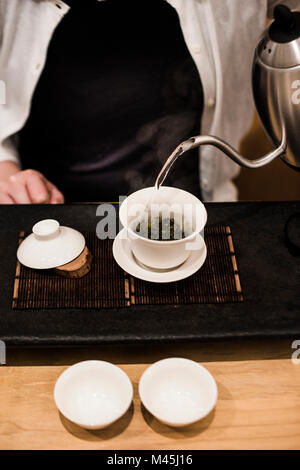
<box><xmin>54</xmin><ymin>360</ymin><xmax>133</xmax><ymax>430</ymax></box>
<box><xmin>139</xmin><ymin>358</ymin><xmax>217</xmax><ymax>427</ymax></box>
<box><xmin>17</xmin><ymin>219</ymin><xmax>85</xmax><ymax>269</ymax></box>
<box><xmin>119</xmin><ymin>186</ymin><xmax>207</xmax><ymax>270</ymax></box>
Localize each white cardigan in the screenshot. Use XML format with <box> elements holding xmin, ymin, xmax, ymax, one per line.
<box><xmin>0</xmin><ymin>0</ymin><xmax>298</xmax><ymax>201</ymax></box>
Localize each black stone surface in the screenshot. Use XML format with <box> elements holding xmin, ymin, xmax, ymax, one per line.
<box><xmin>0</xmin><ymin>202</ymin><xmax>299</xmax><ymax>346</ymax></box>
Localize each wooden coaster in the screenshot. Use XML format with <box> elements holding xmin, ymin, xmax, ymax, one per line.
<box><xmin>54</xmin><ymin>246</ymin><xmax>92</xmax><ymax>278</ymax></box>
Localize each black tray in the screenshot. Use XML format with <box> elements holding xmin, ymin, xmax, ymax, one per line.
<box><xmin>0</xmin><ymin>202</ymin><xmax>300</xmax><ymax>346</ymax></box>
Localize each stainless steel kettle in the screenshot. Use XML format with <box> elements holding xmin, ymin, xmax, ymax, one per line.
<box><xmin>156</xmin><ymin>4</ymin><xmax>300</xmax><ymax>189</ymax></box>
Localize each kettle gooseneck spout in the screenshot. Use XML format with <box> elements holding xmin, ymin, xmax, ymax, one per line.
<box><xmin>155</xmin><ymin>127</ymin><xmax>287</xmax><ymax>190</ymax></box>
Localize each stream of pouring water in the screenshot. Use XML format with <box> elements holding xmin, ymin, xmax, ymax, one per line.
<box><xmin>146</xmin><ymin>138</ymin><xmax>195</xmax><ymax>208</ymax></box>
<box><xmin>130</xmin><ymin>138</ymin><xmax>195</xmax><ymax>231</ymax></box>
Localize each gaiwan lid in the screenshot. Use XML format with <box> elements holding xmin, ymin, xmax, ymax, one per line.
<box><xmin>17</xmin><ymin>219</ymin><xmax>85</xmax><ymax>269</ymax></box>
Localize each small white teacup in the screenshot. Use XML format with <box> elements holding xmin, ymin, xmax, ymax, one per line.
<box><xmin>119</xmin><ymin>186</ymin><xmax>207</xmax><ymax>270</ymax></box>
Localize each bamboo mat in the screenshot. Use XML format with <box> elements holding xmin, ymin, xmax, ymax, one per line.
<box><xmin>12</xmin><ymin>226</ymin><xmax>243</xmax><ymax>309</ymax></box>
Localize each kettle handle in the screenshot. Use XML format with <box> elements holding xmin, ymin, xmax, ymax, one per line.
<box><xmin>155</xmin><ymin>127</ymin><xmax>287</xmax><ymax>190</ymax></box>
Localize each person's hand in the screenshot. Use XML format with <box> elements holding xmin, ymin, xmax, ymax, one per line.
<box><xmin>0</xmin><ymin>162</ymin><xmax>64</xmax><ymax>204</ymax></box>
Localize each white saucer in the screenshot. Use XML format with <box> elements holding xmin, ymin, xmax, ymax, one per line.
<box><xmin>112</xmin><ymin>228</ymin><xmax>207</xmax><ymax>283</ymax></box>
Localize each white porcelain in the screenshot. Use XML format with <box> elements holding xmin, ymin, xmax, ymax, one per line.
<box><xmin>113</xmin><ymin>228</ymin><xmax>207</xmax><ymax>283</ymax></box>
<box><xmin>139</xmin><ymin>358</ymin><xmax>217</xmax><ymax>427</ymax></box>
<box><xmin>119</xmin><ymin>186</ymin><xmax>207</xmax><ymax>270</ymax></box>
<box><xmin>17</xmin><ymin>219</ymin><xmax>85</xmax><ymax>269</ymax></box>
<box><xmin>54</xmin><ymin>360</ymin><xmax>133</xmax><ymax>430</ymax></box>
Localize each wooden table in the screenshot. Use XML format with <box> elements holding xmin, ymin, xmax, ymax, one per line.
<box><xmin>1</xmin><ymin>338</ymin><xmax>300</xmax><ymax>450</ymax></box>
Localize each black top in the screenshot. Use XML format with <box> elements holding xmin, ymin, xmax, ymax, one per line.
<box><xmin>19</xmin><ymin>0</ymin><xmax>203</xmax><ymax>201</ymax></box>
<box><xmin>270</xmin><ymin>4</ymin><xmax>300</xmax><ymax>43</ymax></box>
<box><xmin>1</xmin><ymin>201</ymin><xmax>300</xmax><ymax>345</ymax></box>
